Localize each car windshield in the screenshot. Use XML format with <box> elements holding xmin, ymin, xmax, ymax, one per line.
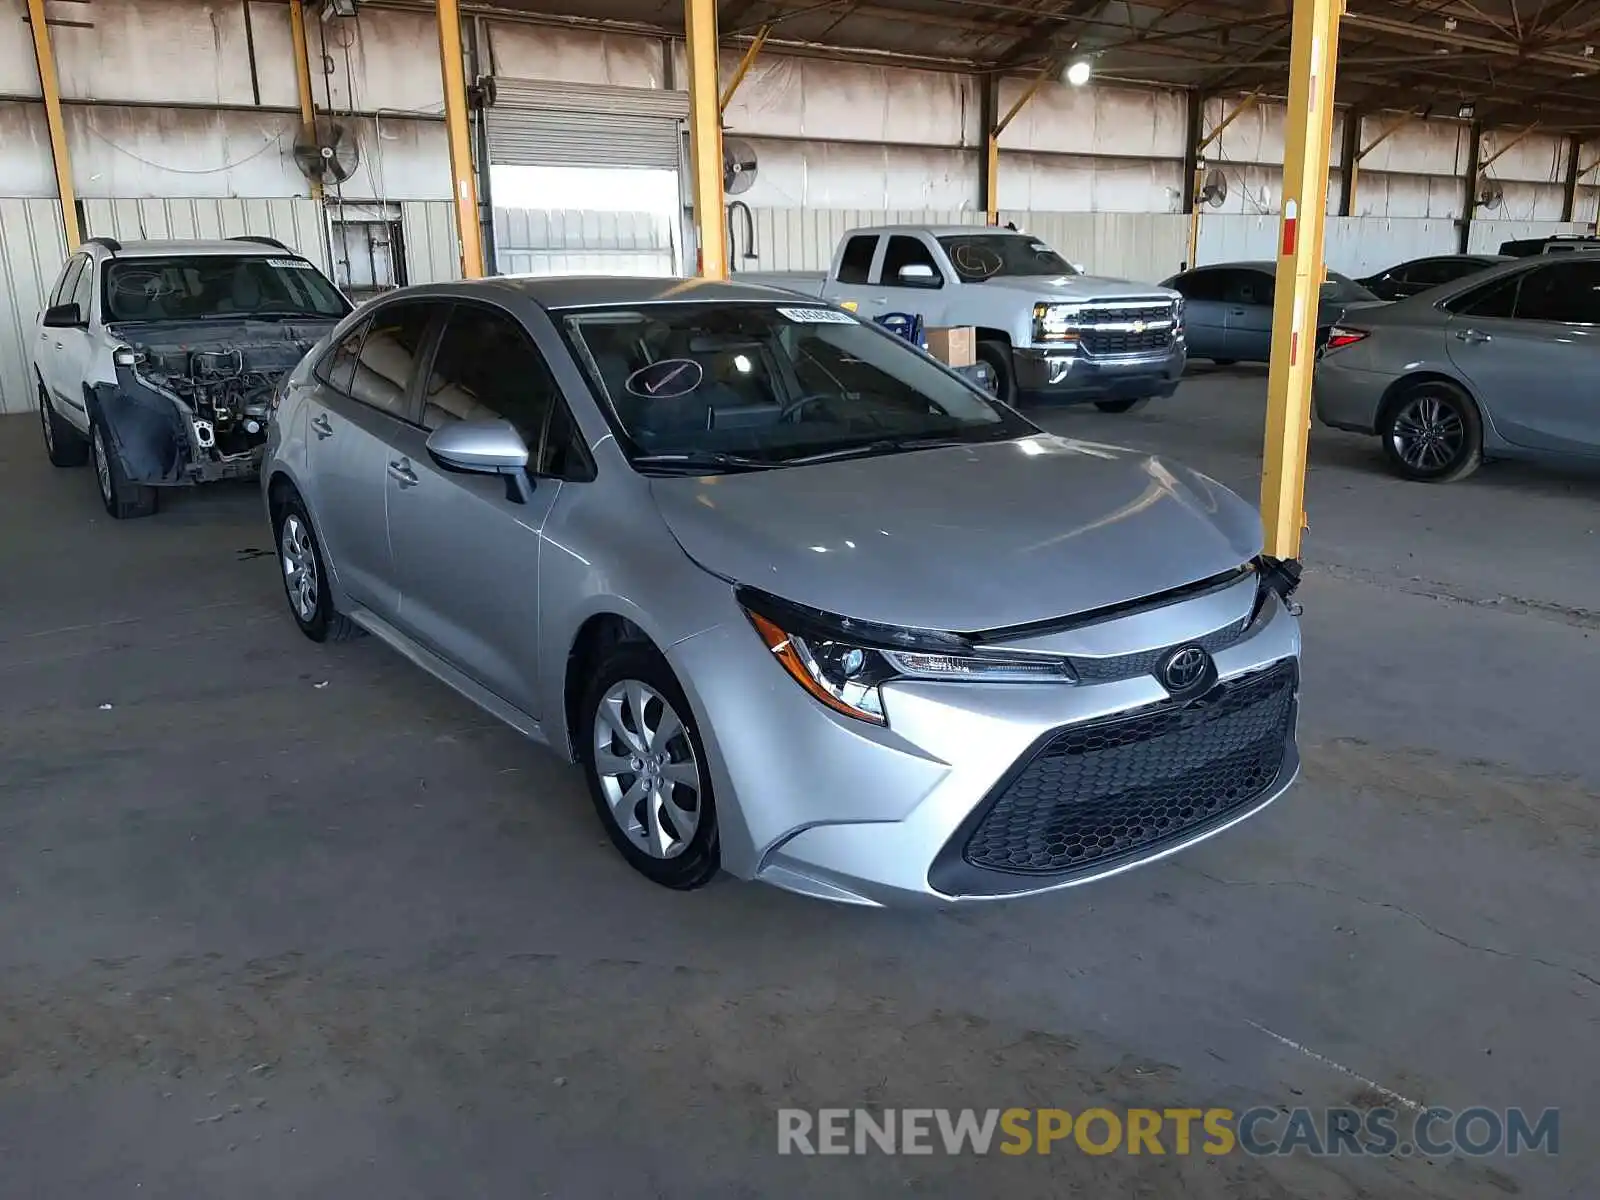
<box><xmin>1322</xmin><ymin>273</ymin><xmax>1378</xmax><ymax>303</ymax></box>
<box><xmin>936</xmin><ymin>234</ymin><xmax>1077</xmax><ymax>282</ymax></box>
<box><xmin>559</xmin><ymin>302</ymin><xmax>1033</xmax><ymax>472</ymax></box>
<box><xmin>102</xmin><ymin>254</ymin><xmax>350</xmax><ymax>323</ymax></box>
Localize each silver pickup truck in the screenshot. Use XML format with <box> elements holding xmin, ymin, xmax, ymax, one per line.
<box><xmin>740</xmin><ymin>224</ymin><xmax>1186</xmax><ymax>412</ymax></box>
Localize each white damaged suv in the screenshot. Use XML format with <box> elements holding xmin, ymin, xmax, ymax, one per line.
<box><xmin>33</xmin><ymin>236</ymin><xmax>351</xmax><ymax>518</ymax></box>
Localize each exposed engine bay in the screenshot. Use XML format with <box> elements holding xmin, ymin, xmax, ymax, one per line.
<box><xmin>96</xmin><ymin>318</ymin><xmax>338</xmax><ymax>485</ymax></box>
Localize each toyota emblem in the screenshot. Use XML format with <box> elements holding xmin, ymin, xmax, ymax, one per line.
<box><xmin>1158</xmin><ymin>645</ymin><xmax>1213</xmax><ymax>695</ymax></box>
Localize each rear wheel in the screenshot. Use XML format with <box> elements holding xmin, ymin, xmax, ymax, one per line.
<box><xmin>976</xmin><ymin>340</ymin><xmax>1018</xmax><ymax>407</ymax></box>
<box><xmin>90</xmin><ymin>416</ymin><xmax>158</xmax><ymax>519</ymax></box>
<box><xmin>39</xmin><ymin>385</ymin><xmax>89</xmax><ymax>467</ymax></box>
<box><xmin>580</xmin><ymin>643</ymin><xmax>720</xmax><ymax>890</ymax></box>
<box><xmin>1380</xmin><ymin>381</ymin><xmax>1483</xmax><ymax>483</ymax></box>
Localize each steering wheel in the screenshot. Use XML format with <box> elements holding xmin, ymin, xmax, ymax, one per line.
<box><xmin>777</xmin><ymin>392</ymin><xmax>835</xmax><ymax>423</ymax></box>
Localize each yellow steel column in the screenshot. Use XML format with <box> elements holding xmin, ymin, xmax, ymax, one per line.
<box><xmin>685</xmin><ymin>0</ymin><xmax>727</xmax><ymax>279</ymax></box>
<box><xmin>1260</xmin><ymin>0</ymin><xmax>1342</xmax><ymax>562</ymax></box>
<box><xmin>287</xmin><ymin>0</ymin><xmax>322</xmax><ymax>202</ymax></box>
<box><xmin>435</xmin><ymin>0</ymin><xmax>485</xmax><ymax>279</ymax></box>
<box><xmin>25</xmin><ymin>0</ymin><xmax>80</xmax><ymax>250</ymax></box>
<box><xmin>987</xmin><ymin>65</ymin><xmax>1051</xmax><ymax>226</ymax></box>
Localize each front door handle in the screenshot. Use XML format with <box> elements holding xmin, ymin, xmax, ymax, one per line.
<box><xmin>1453</xmin><ymin>328</ymin><xmax>1492</xmax><ymax>344</ymax></box>
<box><xmin>388</xmin><ymin>458</ymin><xmax>419</xmax><ymax>488</ymax></box>
<box><xmin>54</xmin><ymin>340</ymin><xmax>63</xmax><ymax>349</ymax></box>
<box><xmin>311</xmin><ymin>413</ymin><xmax>333</xmax><ymax>439</ymax></box>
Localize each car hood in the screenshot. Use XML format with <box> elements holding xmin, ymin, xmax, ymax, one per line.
<box><xmin>649</xmin><ymin>434</ymin><xmax>1263</xmax><ymax>632</ymax></box>
<box><xmin>974</xmin><ymin>274</ymin><xmax>1178</xmax><ymax>303</ymax></box>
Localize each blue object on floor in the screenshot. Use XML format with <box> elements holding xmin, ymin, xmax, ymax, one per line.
<box><xmin>874</xmin><ymin>311</ymin><xmax>926</xmax><ymax>351</ymax></box>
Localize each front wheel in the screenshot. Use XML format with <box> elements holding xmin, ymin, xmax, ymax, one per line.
<box><xmin>1380</xmin><ymin>382</ymin><xmax>1483</xmax><ymax>483</ymax></box>
<box><xmin>580</xmin><ymin>643</ymin><xmax>720</xmax><ymax>890</ymax></box>
<box><xmin>90</xmin><ymin>416</ymin><xmax>158</xmax><ymax>519</ymax></box>
<box><xmin>976</xmin><ymin>340</ymin><xmax>1018</xmax><ymax>407</ymax></box>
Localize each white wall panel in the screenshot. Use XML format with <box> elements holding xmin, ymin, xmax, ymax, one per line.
<box><xmin>489</xmin><ymin>22</ymin><xmax>665</xmax><ymax>88</ymax></box>
<box><xmin>1466</xmin><ymin>219</ymin><xmax>1589</xmax><ymax>254</ymax></box>
<box><xmin>1323</xmin><ymin>219</ymin><xmax>1457</xmax><ymax>276</ymax></box>
<box><xmin>999</xmin><ymin>151</ymin><xmax>1182</xmax><ymax>213</ymax></box>
<box><xmin>1479</xmin><ymin>131</ymin><xmax>1566</xmax><ymax>184</ymax></box>
<box><xmin>0</xmin><ymin>0</ymin><xmax>40</xmax><ymax>96</ymax></box>
<box><xmin>732</xmin><ymin>139</ymin><xmax>978</xmax><ymax>210</ymax></box>
<box><xmin>246</xmin><ymin>1</ymin><xmax>301</xmax><ymax>110</ymax></box>
<box><xmin>401</xmin><ymin>200</ymin><xmax>461</xmax><ymax>284</ymax></box>
<box><xmin>0</xmin><ymin>102</ymin><xmax>57</xmax><ymax>198</ymax></box>
<box><xmin>0</xmin><ymin>199</ymin><xmax>67</xmax><ymax>415</ymax></box>
<box><xmin>1476</xmin><ymin>181</ymin><xmax>1566</xmax><ymax>222</ymax></box>
<box><xmin>52</xmin><ymin>0</ymin><xmax>257</xmax><ymax>107</ymax></box>
<box><xmin>67</xmin><ymin>107</ymin><xmax>303</xmax><ymax>198</ymax></box>
<box><xmin>999</xmin><ymin>81</ymin><xmax>1185</xmax><ymax>159</ymax></box>
<box><xmin>1357</xmin><ymin>118</ymin><xmax>1470</xmax><ymax>177</ymax></box>
<box><xmin>1351</xmin><ymin>172</ymin><xmax>1463</xmax><ymax>220</ymax></box>
<box><xmin>722</xmin><ymin>55</ymin><xmax>977</xmax><ymax>147</ymax></box>
<box><xmin>319</xmin><ymin>8</ymin><xmax>446</xmax><ymax>116</ymax></box>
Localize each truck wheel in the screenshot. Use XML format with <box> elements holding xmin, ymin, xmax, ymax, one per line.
<box><xmin>977</xmin><ymin>341</ymin><xmax>1017</xmax><ymax>407</ymax></box>
<box><xmin>90</xmin><ymin>416</ymin><xmax>159</xmax><ymax>519</ymax></box>
<box><xmin>1093</xmin><ymin>399</ymin><xmax>1149</xmax><ymax>414</ymax></box>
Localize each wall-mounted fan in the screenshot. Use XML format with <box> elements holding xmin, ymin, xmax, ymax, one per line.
<box><xmin>1476</xmin><ymin>175</ymin><xmax>1505</xmax><ymax>212</ymax></box>
<box><xmin>723</xmin><ymin>137</ymin><xmax>759</xmax><ymax>195</ymax></box>
<box><xmin>1199</xmin><ymin>165</ymin><xmax>1229</xmax><ymax>208</ymax></box>
<box><xmin>293</xmin><ymin>116</ymin><xmax>361</xmax><ymax>186</ymax></box>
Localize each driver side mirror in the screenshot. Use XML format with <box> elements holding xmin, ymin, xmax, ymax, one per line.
<box><xmin>425</xmin><ymin>418</ymin><xmax>529</xmax><ymax>475</ymax></box>
<box><xmin>42</xmin><ymin>302</ymin><xmax>82</xmax><ymax>328</ymax></box>
<box><xmin>1071</xmin><ymin>263</ymin><xmax>1086</xmax><ymax>275</ymax></box>
<box><xmin>896</xmin><ymin>263</ymin><xmax>941</xmax><ymax>288</ymax></box>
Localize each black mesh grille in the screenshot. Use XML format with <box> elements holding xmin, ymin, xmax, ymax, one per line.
<box><xmin>1068</xmin><ymin>618</ymin><xmax>1251</xmax><ymax>685</ymax></box>
<box><xmin>964</xmin><ymin>662</ymin><xmax>1295</xmax><ymax>876</ymax></box>
<box><xmin>1081</xmin><ymin>327</ymin><xmax>1175</xmax><ymax>356</ymax></box>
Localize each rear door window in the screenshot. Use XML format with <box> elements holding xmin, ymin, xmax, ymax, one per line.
<box><xmin>348</xmin><ymin>301</ymin><xmax>438</xmax><ymax>417</ymax></box>
<box><xmin>1171</xmin><ymin>269</ymin><xmax>1230</xmax><ymax>302</ymax></box>
<box><xmin>836</xmin><ymin>235</ymin><xmax>878</xmax><ymax>284</ymax></box>
<box><xmin>1227</xmin><ymin>270</ymin><xmax>1274</xmax><ymax>307</ymax></box>
<box><xmin>1448</xmin><ymin>275</ymin><xmax>1519</xmax><ymax>319</ymax></box>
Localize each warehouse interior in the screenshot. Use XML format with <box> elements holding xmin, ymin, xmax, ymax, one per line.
<box><xmin>1</xmin><ymin>1</ymin><xmax>1597</xmax><ymax>1196</ymax></box>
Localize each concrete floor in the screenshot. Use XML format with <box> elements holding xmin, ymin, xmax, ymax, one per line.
<box><xmin>0</xmin><ymin>372</ymin><xmax>1595</xmax><ymax>1198</ymax></box>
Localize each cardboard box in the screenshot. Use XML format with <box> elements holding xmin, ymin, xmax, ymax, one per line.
<box><xmin>925</xmin><ymin>326</ymin><xmax>976</xmax><ymax>368</ymax></box>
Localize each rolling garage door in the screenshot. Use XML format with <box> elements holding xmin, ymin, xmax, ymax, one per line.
<box><xmin>483</xmin><ymin>78</ymin><xmax>688</xmax><ymax>170</ymax></box>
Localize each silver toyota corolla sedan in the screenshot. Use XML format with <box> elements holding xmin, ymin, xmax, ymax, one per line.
<box><xmin>1316</xmin><ymin>252</ymin><xmax>1600</xmax><ymax>482</ymax></box>
<box><xmin>261</xmin><ymin>277</ymin><xmax>1304</xmax><ymax>906</ymax></box>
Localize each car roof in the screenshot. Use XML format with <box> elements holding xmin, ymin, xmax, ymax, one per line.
<box><xmin>90</xmin><ymin>238</ymin><xmax>299</xmax><ymax>258</ymax></box>
<box><xmin>841</xmin><ymin>225</ymin><xmax>1034</xmax><ymax>239</ymax></box>
<box><xmin>1180</xmin><ymin>260</ymin><xmax>1363</xmax><ymax>278</ymax></box>
<box><xmin>462</xmin><ymin>275</ymin><xmax>833</xmax><ymax>309</ymax></box>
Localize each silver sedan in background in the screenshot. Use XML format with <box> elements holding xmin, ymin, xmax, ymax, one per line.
<box><xmin>1316</xmin><ymin>253</ymin><xmax>1600</xmax><ymax>482</ymax></box>
<box><xmin>262</xmin><ymin>277</ymin><xmax>1303</xmax><ymax>906</ymax></box>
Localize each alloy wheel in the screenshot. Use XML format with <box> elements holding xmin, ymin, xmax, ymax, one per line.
<box><xmin>92</xmin><ymin>426</ymin><xmax>112</xmax><ymax>503</ymax></box>
<box><xmin>280</xmin><ymin>513</ymin><xmax>319</xmax><ymax>622</ymax></box>
<box><xmin>1390</xmin><ymin>393</ymin><xmax>1465</xmax><ymax>472</ymax></box>
<box><xmin>592</xmin><ymin>680</ymin><xmax>702</xmax><ymax>859</ymax></box>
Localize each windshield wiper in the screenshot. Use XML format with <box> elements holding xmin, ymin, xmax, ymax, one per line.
<box><xmin>631</xmin><ymin>451</ymin><xmax>773</xmax><ymax>474</ymax></box>
<box><xmin>780</xmin><ymin>435</ymin><xmax>977</xmax><ymax>466</ymax></box>
<box><xmin>195</xmin><ymin>310</ymin><xmax>320</xmax><ymax>321</ymax></box>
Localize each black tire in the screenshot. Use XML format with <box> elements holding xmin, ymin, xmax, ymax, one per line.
<box><xmin>270</xmin><ymin>490</ymin><xmax>363</xmax><ymax>642</ymax></box>
<box><xmin>1094</xmin><ymin>398</ymin><xmax>1148</xmax><ymax>414</ymax></box>
<box><xmin>89</xmin><ymin>414</ymin><xmax>158</xmax><ymax>519</ymax></box>
<box><xmin>1211</xmin><ymin>358</ymin><xmax>1238</xmax><ymax>367</ymax></box>
<box><xmin>39</xmin><ymin>385</ymin><xmax>89</xmax><ymax>468</ymax></box>
<box><xmin>1379</xmin><ymin>380</ymin><xmax>1483</xmax><ymax>484</ymax></box>
<box><xmin>579</xmin><ymin>642</ymin><xmax>721</xmax><ymax>891</ymax></box>
<box><xmin>976</xmin><ymin>340</ymin><xmax>1018</xmax><ymax>407</ymax></box>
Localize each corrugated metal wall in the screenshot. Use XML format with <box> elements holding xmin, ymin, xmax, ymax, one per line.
<box><xmin>728</xmin><ymin>209</ymin><xmax>1187</xmax><ymax>284</ymax></box>
<box><xmin>0</xmin><ymin>200</ymin><xmax>68</xmax><ymax>415</ymax></box>
<box><xmin>493</xmin><ymin>207</ymin><xmax>675</xmax><ymax>276</ymax></box>
<box><xmin>400</xmin><ymin>200</ymin><xmax>461</xmax><ymax>285</ymax></box>
<box><xmin>81</xmin><ymin>198</ymin><xmax>330</xmax><ymax>270</ymax></box>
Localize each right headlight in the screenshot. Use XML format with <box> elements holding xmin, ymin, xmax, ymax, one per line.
<box><xmin>1032</xmin><ymin>302</ymin><xmax>1083</xmax><ymax>346</ymax></box>
<box><xmin>738</xmin><ymin>587</ymin><xmax>1074</xmax><ymax>726</ymax></box>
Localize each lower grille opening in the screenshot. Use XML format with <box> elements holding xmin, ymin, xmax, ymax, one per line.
<box><xmin>962</xmin><ymin>661</ymin><xmax>1295</xmax><ymax>876</ymax></box>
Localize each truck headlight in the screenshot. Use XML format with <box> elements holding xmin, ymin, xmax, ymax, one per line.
<box><xmin>1032</xmin><ymin>302</ymin><xmax>1082</xmax><ymax>345</ymax></box>
<box><xmin>738</xmin><ymin>587</ymin><xmax>1074</xmax><ymax>726</ymax></box>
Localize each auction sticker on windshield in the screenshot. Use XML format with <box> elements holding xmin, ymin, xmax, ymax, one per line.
<box><xmin>266</xmin><ymin>258</ymin><xmax>314</xmax><ymax>269</ymax></box>
<box><xmin>777</xmin><ymin>307</ymin><xmax>857</xmax><ymax>324</ymax></box>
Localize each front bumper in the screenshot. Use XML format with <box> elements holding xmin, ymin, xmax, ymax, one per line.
<box><xmin>1013</xmin><ymin>341</ymin><xmax>1186</xmax><ymax>404</ymax></box>
<box><xmin>667</xmin><ymin>576</ymin><xmax>1301</xmax><ymax>907</ymax></box>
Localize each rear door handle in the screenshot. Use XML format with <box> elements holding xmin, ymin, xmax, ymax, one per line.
<box><xmin>53</xmin><ymin>340</ymin><xmax>63</xmax><ymax>349</ymax></box>
<box><xmin>1454</xmin><ymin>328</ymin><xmax>1492</xmax><ymax>344</ymax></box>
<box><xmin>388</xmin><ymin>458</ymin><xmax>419</xmax><ymax>488</ymax></box>
<box><xmin>310</xmin><ymin>413</ymin><xmax>333</xmax><ymax>438</ymax></box>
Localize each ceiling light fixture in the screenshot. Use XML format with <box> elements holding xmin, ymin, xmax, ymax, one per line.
<box><xmin>1065</xmin><ymin>58</ymin><xmax>1092</xmax><ymax>87</ymax></box>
